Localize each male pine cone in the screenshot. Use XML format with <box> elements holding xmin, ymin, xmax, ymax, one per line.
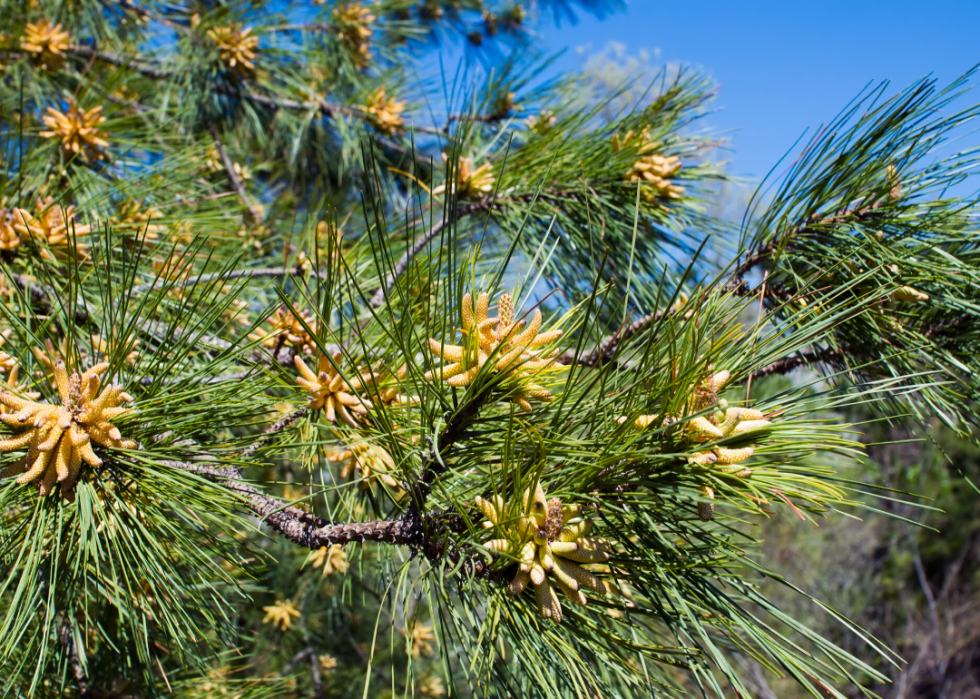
<box><xmin>0</xmin><ymin>360</ymin><xmax>136</xmax><ymax>499</ymax></box>
<box><xmin>426</xmin><ymin>292</ymin><xmax>562</xmax><ymax>412</ymax></box>
<box><xmin>478</xmin><ymin>483</ymin><xmax>612</xmax><ymax>623</ymax></box>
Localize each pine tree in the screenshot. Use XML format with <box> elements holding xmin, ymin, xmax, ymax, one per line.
<box><xmin>0</xmin><ymin>1</ymin><xmax>978</xmax><ymax>697</ymax></box>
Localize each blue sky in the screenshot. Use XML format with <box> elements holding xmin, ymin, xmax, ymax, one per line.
<box><xmin>537</xmin><ymin>0</ymin><xmax>980</xmax><ymax>183</ymax></box>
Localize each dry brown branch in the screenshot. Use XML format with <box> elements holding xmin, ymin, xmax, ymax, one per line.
<box><xmin>749</xmin><ymin>348</ymin><xmax>843</xmax><ymax>381</ymax></box>
<box><xmin>368</xmin><ymin>198</ymin><xmax>494</xmax><ymax>309</ymax></box>
<box><xmin>61</xmin><ymin>624</ymin><xmax>92</xmax><ymax>699</ymax></box>
<box><xmin>209</xmin><ymin>125</ymin><xmax>263</xmax><ymax>222</ymax></box>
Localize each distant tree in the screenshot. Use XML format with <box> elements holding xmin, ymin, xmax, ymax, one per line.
<box><xmin>0</xmin><ymin>2</ymin><xmax>979</xmax><ymax>697</ymax></box>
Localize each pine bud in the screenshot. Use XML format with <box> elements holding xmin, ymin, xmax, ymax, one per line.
<box><xmin>698</xmin><ymin>486</ymin><xmax>715</xmax><ymax>522</ymax></box>
<box><xmin>892</xmin><ymin>286</ymin><xmax>929</xmax><ymax>303</ymax></box>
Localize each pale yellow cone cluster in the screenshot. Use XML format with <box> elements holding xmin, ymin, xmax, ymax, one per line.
<box><xmin>40</xmin><ymin>101</ymin><xmax>109</xmax><ymax>162</ymax></box>
<box><xmin>0</xmin><ymin>366</ymin><xmax>40</xmax><ymax>415</ymax></box>
<box><xmin>12</xmin><ymin>196</ymin><xmax>91</xmax><ymax>258</ymax></box>
<box><xmin>419</xmin><ymin>675</ymin><xmax>445</xmax><ymax>697</ymax></box>
<box><xmin>308</xmin><ymin>543</ymin><xmax>347</xmax><ymax>576</ymax></box>
<box><xmin>618</xmin><ymin>370</ymin><xmax>771</xmax><ymax>521</ymax></box>
<box><xmin>619</xmin><ymin>371</ymin><xmax>769</xmax><ymax>469</ymax></box>
<box><xmin>20</xmin><ymin>20</ymin><xmax>70</xmax><ymax>70</ymax></box>
<box><xmin>251</xmin><ymin>305</ymin><xmax>318</xmax><ymax>355</ymax></box>
<box><xmin>372</xmin><ymin>364</ymin><xmax>419</xmax><ymax>408</ymax></box>
<box><xmin>206</xmin><ymin>24</ymin><xmax>259</xmax><ymax>79</ymax></box>
<box><xmin>326</xmin><ymin>440</ymin><xmax>402</xmax><ymax>493</ymax></box>
<box><xmin>0</xmin><ymin>331</ymin><xmax>15</xmax><ymax>376</ymax></box>
<box><xmin>0</xmin><ymin>208</ymin><xmax>20</xmax><ymax>252</ymax></box>
<box><xmin>262</xmin><ymin>599</ymin><xmax>300</xmax><ymax>631</ymax></box>
<box><xmin>203</xmin><ymin>146</ymin><xmax>252</xmax><ymax>180</ymax></box>
<box><xmin>294</xmin><ymin>352</ymin><xmax>374</xmax><ymax>426</ymax></box>
<box><xmin>0</xmin><ymin>360</ymin><xmax>136</xmax><ymax>499</ymax></box>
<box><xmin>425</xmin><ymin>292</ymin><xmax>563</xmax><ymax>412</ymax></box>
<box><xmin>109</xmin><ymin>199</ymin><xmax>166</xmax><ymax>244</ymax></box>
<box><xmin>527</xmin><ymin>111</ymin><xmax>556</xmax><ymax>135</ymax></box>
<box><xmin>332</xmin><ymin>2</ymin><xmax>375</xmax><ymax>68</ymax></box>
<box><xmin>91</xmin><ymin>334</ymin><xmax>140</xmax><ymax>367</ymax></box>
<box><xmin>478</xmin><ymin>483</ymin><xmax>612</xmax><ymax>623</ymax></box>
<box><xmin>408</xmin><ymin>622</ymin><xmax>436</xmax><ymax>657</ymax></box>
<box><xmin>683</xmin><ymin>405</ymin><xmax>771</xmax><ymax>471</ymax></box>
<box><xmin>431</xmin><ymin>155</ymin><xmax>495</xmax><ymax>199</ymax></box>
<box><xmin>612</xmin><ymin>128</ymin><xmax>684</xmax><ymax>202</ymax></box>
<box><xmin>362</xmin><ymin>87</ymin><xmax>406</xmax><ymax>135</ymax></box>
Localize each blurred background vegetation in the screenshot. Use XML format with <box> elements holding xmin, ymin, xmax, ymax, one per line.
<box><xmin>736</xmin><ymin>372</ymin><xmax>980</xmax><ymax>699</ymax></box>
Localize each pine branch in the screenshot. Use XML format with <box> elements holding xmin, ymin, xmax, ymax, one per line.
<box><xmin>281</xmin><ymin>648</ymin><xmax>313</xmax><ymax>675</ymax></box>
<box><xmin>241</xmin><ymin>407</ymin><xmax>311</xmax><ymax>459</ymax></box>
<box><xmin>61</xmin><ymin>624</ymin><xmax>92</xmax><ymax>699</ymax></box>
<box><xmin>749</xmin><ymin>348</ymin><xmax>843</xmax><ymax>381</ymax></box>
<box><xmin>67</xmin><ymin>45</ymin><xmax>172</xmax><ymax>80</ymax></box>
<box><xmin>130</xmin><ymin>264</ymin><xmax>304</xmax><ymax>296</ymax></box>
<box><xmin>556</xmin><ymin>308</ymin><xmax>669</xmax><ymax>368</ymax></box>
<box><xmin>100</xmin><ymin>0</ymin><xmax>190</xmax><ymax>33</ymax></box>
<box><xmin>368</xmin><ymin>198</ymin><xmax>493</xmax><ymax>308</ymax></box>
<box><xmin>209</xmin><ymin>125</ymin><xmax>263</xmax><ymax>222</ymax></box>
<box><xmin>308</xmin><ymin>644</ymin><xmax>324</xmax><ymax>699</ymax></box>
<box><xmin>734</xmin><ymin>196</ymin><xmax>889</xmax><ymax>280</ymax></box>
<box><xmin>172</xmin><ymin>457</ymin><xmax>505</xmax><ymax>584</ymax></box>
<box><xmin>6</xmin><ymin>272</ymin><xmax>89</xmax><ymax>325</ymax></box>
<box><xmin>7</xmin><ymin>11</ymin><xmax>974</xmax><ymax>693</ymax></box>
<box><xmin>169</xmin><ymin>460</ymin><xmax>414</xmax><ymax>548</ymax></box>
<box><xmin>171</xmin><ymin>408</ymin><xmax>413</xmax><ymax>549</ymax></box>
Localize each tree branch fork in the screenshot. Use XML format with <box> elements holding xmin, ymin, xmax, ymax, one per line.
<box><xmin>167</xmin><ymin>401</ymin><xmax>500</xmax><ymax>582</ymax></box>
